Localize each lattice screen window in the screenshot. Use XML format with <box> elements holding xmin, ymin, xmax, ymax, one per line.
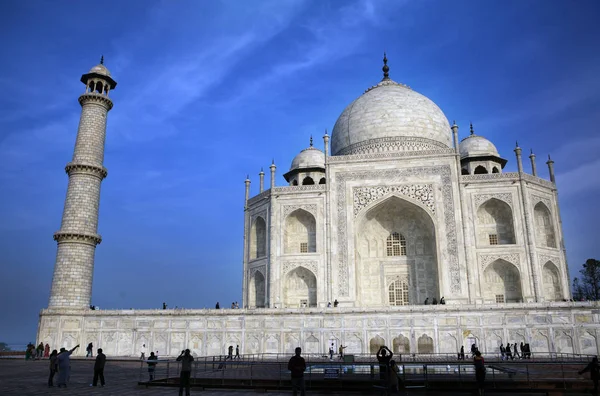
<box><xmin>388</xmin><ymin>280</ymin><xmax>410</xmax><ymax>306</ymax></box>
<box><xmin>489</xmin><ymin>234</ymin><xmax>499</xmax><ymax>245</ymax></box>
<box><xmin>386</xmin><ymin>232</ymin><xmax>407</xmax><ymax>256</ymax></box>
<box><xmin>300</xmin><ymin>242</ymin><xmax>308</xmax><ymax>253</ymax></box>
<box><xmin>495</xmin><ymin>294</ymin><xmax>505</xmax><ymax>303</ymax></box>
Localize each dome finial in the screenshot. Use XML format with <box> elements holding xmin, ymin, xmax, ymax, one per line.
<box><xmin>382</xmin><ymin>52</ymin><xmax>390</xmax><ymax>81</ymax></box>
<box><xmin>100</xmin><ymin>55</ymin><xmax>104</xmax><ymax>65</ymax></box>
<box><xmin>309</xmin><ymin>135</ymin><xmax>313</xmax><ymax>147</ymax></box>
<box><xmin>470</xmin><ymin>122</ymin><xmax>474</xmax><ymax>135</ymax></box>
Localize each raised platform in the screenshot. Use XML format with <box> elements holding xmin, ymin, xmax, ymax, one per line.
<box><xmin>37</xmin><ymin>301</ymin><xmax>600</xmax><ymax>358</ymax></box>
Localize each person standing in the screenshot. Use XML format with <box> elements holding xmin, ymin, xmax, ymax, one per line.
<box><xmin>505</xmin><ymin>343</ymin><xmax>512</xmax><ymax>360</ymax></box>
<box><xmin>56</xmin><ymin>344</ymin><xmax>79</xmax><ymax>388</ymax></box>
<box><xmin>389</xmin><ymin>360</ymin><xmax>404</xmax><ymax>395</ymax></box>
<box><xmin>513</xmin><ymin>343</ymin><xmax>520</xmax><ymax>359</ymax></box>
<box><xmin>91</xmin><ymin>348</ymin><xmax>106</xmax><ymax>387</ymax></box>
<box><xmin>37</xmin><ymin>342</ymin><xmax>44</xmax><ymax>359</ymax></box>
<box><xmin>329</xmin><ymin>343</ymin><xmax>334</xmax><ymax>360</ymax></box>
<box><xmin>140</xmin><ymin>343</ymin><xmax>146</xmax><ymax>360</ymax></box>
<box><xmin>235</xmin><ymin>345</ymin><xmax>240</xmax><ymax>360</ymax></box>
<box><xmin>44</xmin><ymin>343</ymin><xmax>50</xmax><ymax>358</ymax></box>
<box><xmin>215</xmin><ymin>302</ymin><xmax>220</xmax><ymax>309</ymax></box>
<box><xmin>579</xmin><ymin>357</ymin><xmax>599</xmax><ymax>396</ymax></box>
<box><xmin>473</xmin><ymin>351</ymin><xmax>486</xmax><ymax>396</ymax></box>
<box><xmin>176</xmin><ymin>349</ymin><xmax>194</xmax><ymax>396</ymax></box>
<box><xmin>228</xmin><ymin>345</ymin><xmax>234</xmax><ymax>360</ymax></box>
<box><xmin>459</xmin><ymin>346</ymin><xmax>465</xmax><ymax>360</ymax></box>
<box><xmin>338</xmin><ymin>344</ymin><xmax>347</xmax><ymax>360</ymax></box>
<box><xmin>48</xmin><ymin>350</ymin><xmax>58</xmax><ymax>387</ymax></box>
<box><xmin>147</xmin><ymin>351</ymin><xmax>158</xmax><ymax>381</ymax></box>
<box><xmin>377</xmin><ymin>346</ymin><xmax>393</xmax><ymax>381</ymax></box>
<box><xmin>86</xmin><ymin>342</ymin><xmax>93</xmax><ymax>358</ymax></box>
<box><xmin>499</xmin><ymin>344</ymin><xmax>505</xmax><ymax>361</ymax></box>
<box><xmin>288</xmin><ymin>347</ymin><xmax>306</xmax><ymax>396</ymax></box>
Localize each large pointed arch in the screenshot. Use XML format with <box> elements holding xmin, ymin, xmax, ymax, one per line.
<box><xmin>534</xmin><ymin>202</ymin><xmax>556</xmax><ymax>248</ymax></box>
<box><xmin>284</xmin><ymin>209</ymin><xmax>316</xmax><ymax>254</ymax></box>
<box><xmin>477</xmin><ymin>198</ymin><xmax>515</xmax><ymax>245</ymax></box>
<box><xmin>249</xmin><ymin>216</ymin><xmax>266</xmax><ymax>259</ymax></box>
<box><xmin>355</xmin><ymin>195</ymin><xmax>438</xmax><ymax>307</ymax></box>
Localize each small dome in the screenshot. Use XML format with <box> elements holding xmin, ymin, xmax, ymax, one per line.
<box><xmin>88</xmin><ymin>63</ymin><xmax>112</xmax><ymax>77</ymax></box>
<box><xmin>459</xmin><ymin>133</ymin><xmax>499</xmax><ymax>158</ymax></box>
<box><xmin>290</xmin><ymin>146</ymin><xmax>325</xmax><ymax>171</ymax></box>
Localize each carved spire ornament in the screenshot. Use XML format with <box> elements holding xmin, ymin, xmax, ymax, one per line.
<box><xmin>382</xmin><ymin>52</ymin><xmax>390</xmax><ymax>81</ymax></box>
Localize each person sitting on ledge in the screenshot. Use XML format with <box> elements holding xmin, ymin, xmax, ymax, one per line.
<box><xmin>424</xmin><ymin>298</ymin><xmax>429</xmax><ymax>305</ymax></box>
<box><xmin>432</xmin><ymin>298</ymin><xmax>438</xmax><ymax>305</ymax></box>
<box><xmin>440</xmin><ymin>297</ymin><xmax>446</xmax><ymax>305</ymax></box>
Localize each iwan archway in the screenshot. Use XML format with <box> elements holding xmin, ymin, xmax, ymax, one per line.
<box><xmin>355</xmin><ymin>195</ymin><xmax>439</xmax><ymax>307</ymax></box>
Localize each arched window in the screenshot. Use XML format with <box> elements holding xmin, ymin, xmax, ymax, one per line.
<box><xmin>292</xmin><ymin>179</ymin><xmax>298</xmax><ymax>186</ymax></box>
<box><xmin>95</xmin><ymin>81</ymin><xmax>103</xmax><ymax>94</ymax></box>
<box><xmin>534</xmin><ymin>202</ymin><xmax>556</xmax><ymax>248</ymax></box>
<box><xmin>477</xmin><ymin>199</ymin><xmax>515</xmax><ymax>245</ymax></box>
<box><xmin>388</xmin><ymin>280</ymin><xmax>409</xmax><ymax>306</ymax></box>
<box><xmin>319</xmin><ymin>177</ymin><xmax>326</xmax><ymax>184</ymax></box>
<box><xmin>284</xmin><ymin>209</ymin><xmax>316</xmax><ymax>253</ymax></box>
<box><xmin>249</xmin><ymin>217</ymin><xmax>266</xmax><ymax>259</ymax></box>
<box><xmin>386</xmin><ymin>232</ymin><xmax>406</xmax><ymax>256</ymax></box>
<box><xmin>542</xmin><ymin>261</ymin><xmax>562</xmax><ymax>301</ymax></box>
<box><xmin>492</xmin><ymin>167</ymin><xmax>499</xmax><ymax>173</ymax></box>
<box><xmin>302</xmin><ymin>176</ymin><xmax>314</xmax><ymax>185</ymax></box>
<box><xmin>483</xmin><ymin>259</ymin><xmax>522</xmax><ymax>303</ymax></box>
<box><xmin>474</xmin><ymin>165</ymin><xmax>488</xmax><ymax>174</ymax></box>
<box><xmin>461</xmin><ymin>168</ymin><xmax>469</xmax><ymax>175</ymax></box>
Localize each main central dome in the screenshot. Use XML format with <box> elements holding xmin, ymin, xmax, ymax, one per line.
<box><xmin>330</xmin><ymin>58</ymin><xmax>452</xmax><ymax>156</ymax></box>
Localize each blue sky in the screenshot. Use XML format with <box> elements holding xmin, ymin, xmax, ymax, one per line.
<box><xmin>1</xmin><ymin>0</ymin><xmax>599</xmax><ymax>344</ymax></box>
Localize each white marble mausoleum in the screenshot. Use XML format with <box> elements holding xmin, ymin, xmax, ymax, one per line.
<box><xmin>37</xmin><ymin>56</ymin><xmax>600</xmax><ymax>357</ymax></box>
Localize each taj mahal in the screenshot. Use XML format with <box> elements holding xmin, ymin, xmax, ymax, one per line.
<box><xmin>37</xmin><ymin>55</ymin><xmax>600</xmax><ymax>358</ymax></box>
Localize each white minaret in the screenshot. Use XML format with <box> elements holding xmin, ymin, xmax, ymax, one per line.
<box><xmin>48</xmin><ymin>57</ymin><xmax>117</xmax><ymax>308</ymax></box>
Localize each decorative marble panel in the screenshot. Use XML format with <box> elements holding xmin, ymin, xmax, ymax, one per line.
<box><xmin>282</xmin><ymin>261</ymin><xmax>318</xmax><ymax>277</ymax></box>
<box><xmin>353</xmin><ymin>184</ymin><xmax>435</xmax><ymax>217</ymax></box>
<box><xmin>473</xmin><ymin>193</ymin><xmax>513</xmax><ymax>208</ymax></box>
<box><xmin>479</xmin><ymin>253</ymin><xmax>520</xmax><ymax>271</ymax></box>
<box><xmin>283</xmin><ymin>204</ymin><xmax>317</xmax><ymax>218</ymax></box>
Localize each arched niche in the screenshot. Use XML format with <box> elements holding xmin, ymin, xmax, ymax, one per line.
<box><xmin>417</xmin><ymin>334</ymin><xmax>434</xmax><ymax>354</ymax></box>
<box><xmin>249</xmin><ymin>217</ymin><xmax>266</xmax><ymax>259</ymax></box>
<box><xmin>483</xmin><ymin>259</ymin><xmax>522</xmax><ymax>303</ymax></box>
<box><xmin>474</xmin><ymin>165</ymin><xmax>488</xmax><ymax>174</ymax></box>
<box><xmin>283</xmin><ymin>266</ymin><xmax>316</xmax><ymax>308</ymax></box>
<box><xmin>492</xmin><ymin>166</ymin><xmax>499</xmax><ymax>173</ymax></box>
<box><xmin>369</xmin><ymin>335</ymin><xmax>385</xmax><ymax>354</ymax></box>
<box><xmin>319</xmin><ymin>177</ymin><xmax>326</xmax><ymax>184</ymax></box>
<box><xmin>248</xmin><ymin>270</ymin><xmax>265</xmax><ymax>308</ymax></box>
<box><xmin>393</xmin><ymin>335</ymin><xmax>410</xmax><ymax>354</ymax></box>
<box><xmin>477</xmin><ymin>198</ymin><xmax>515</xmax><ymax>245</ymax></box>
<box><xmin>534</xmin><ymin>202</ymin><xmax>556</xmax><ymax>248</ymax></box>
<box><xmin>542</xmin><ymin>261</ymin><xmax>562</xmax><ymax>301</ymax></box>
<box><xmin>356</xmin><ymin>195</ymin><xmax>438</xmax><ymax>307</ymax></box>
<box><xmin>284</xmin><ymin>209</ymin><xmax>316</xmax><ymax>254</ymax></box>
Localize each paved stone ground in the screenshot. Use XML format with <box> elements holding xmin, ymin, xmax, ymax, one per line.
<box><xmin>0</xmin><ymin>358</ymin><xmax>591</xmax><ymax>396</ymax></box>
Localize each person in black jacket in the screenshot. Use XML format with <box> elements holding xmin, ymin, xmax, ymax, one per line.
<box><xmin>288</xmin><ymin>347</ymin><xmax>306</xmax><ymax>396</ymax></box>
<box><xmin>177</xmin><ymin>349</ymin><xmax>194</xmax><ymax>396</ymax></box>
<box><xmin>91</xmin><ymin>348</ymin><xmax>106</xmax><ymax>387</ymax></box>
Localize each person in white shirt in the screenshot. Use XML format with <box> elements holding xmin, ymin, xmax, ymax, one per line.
<box><xmin>140</xmin><ymin>344</ymin><xmax>146</xmax><ymax>360</ymax></box>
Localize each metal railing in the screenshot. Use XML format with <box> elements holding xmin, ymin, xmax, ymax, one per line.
<box><xmin>137</xmin><ymin>353</ymin><xmax>594</xmax><ymax>391</ymax></box>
